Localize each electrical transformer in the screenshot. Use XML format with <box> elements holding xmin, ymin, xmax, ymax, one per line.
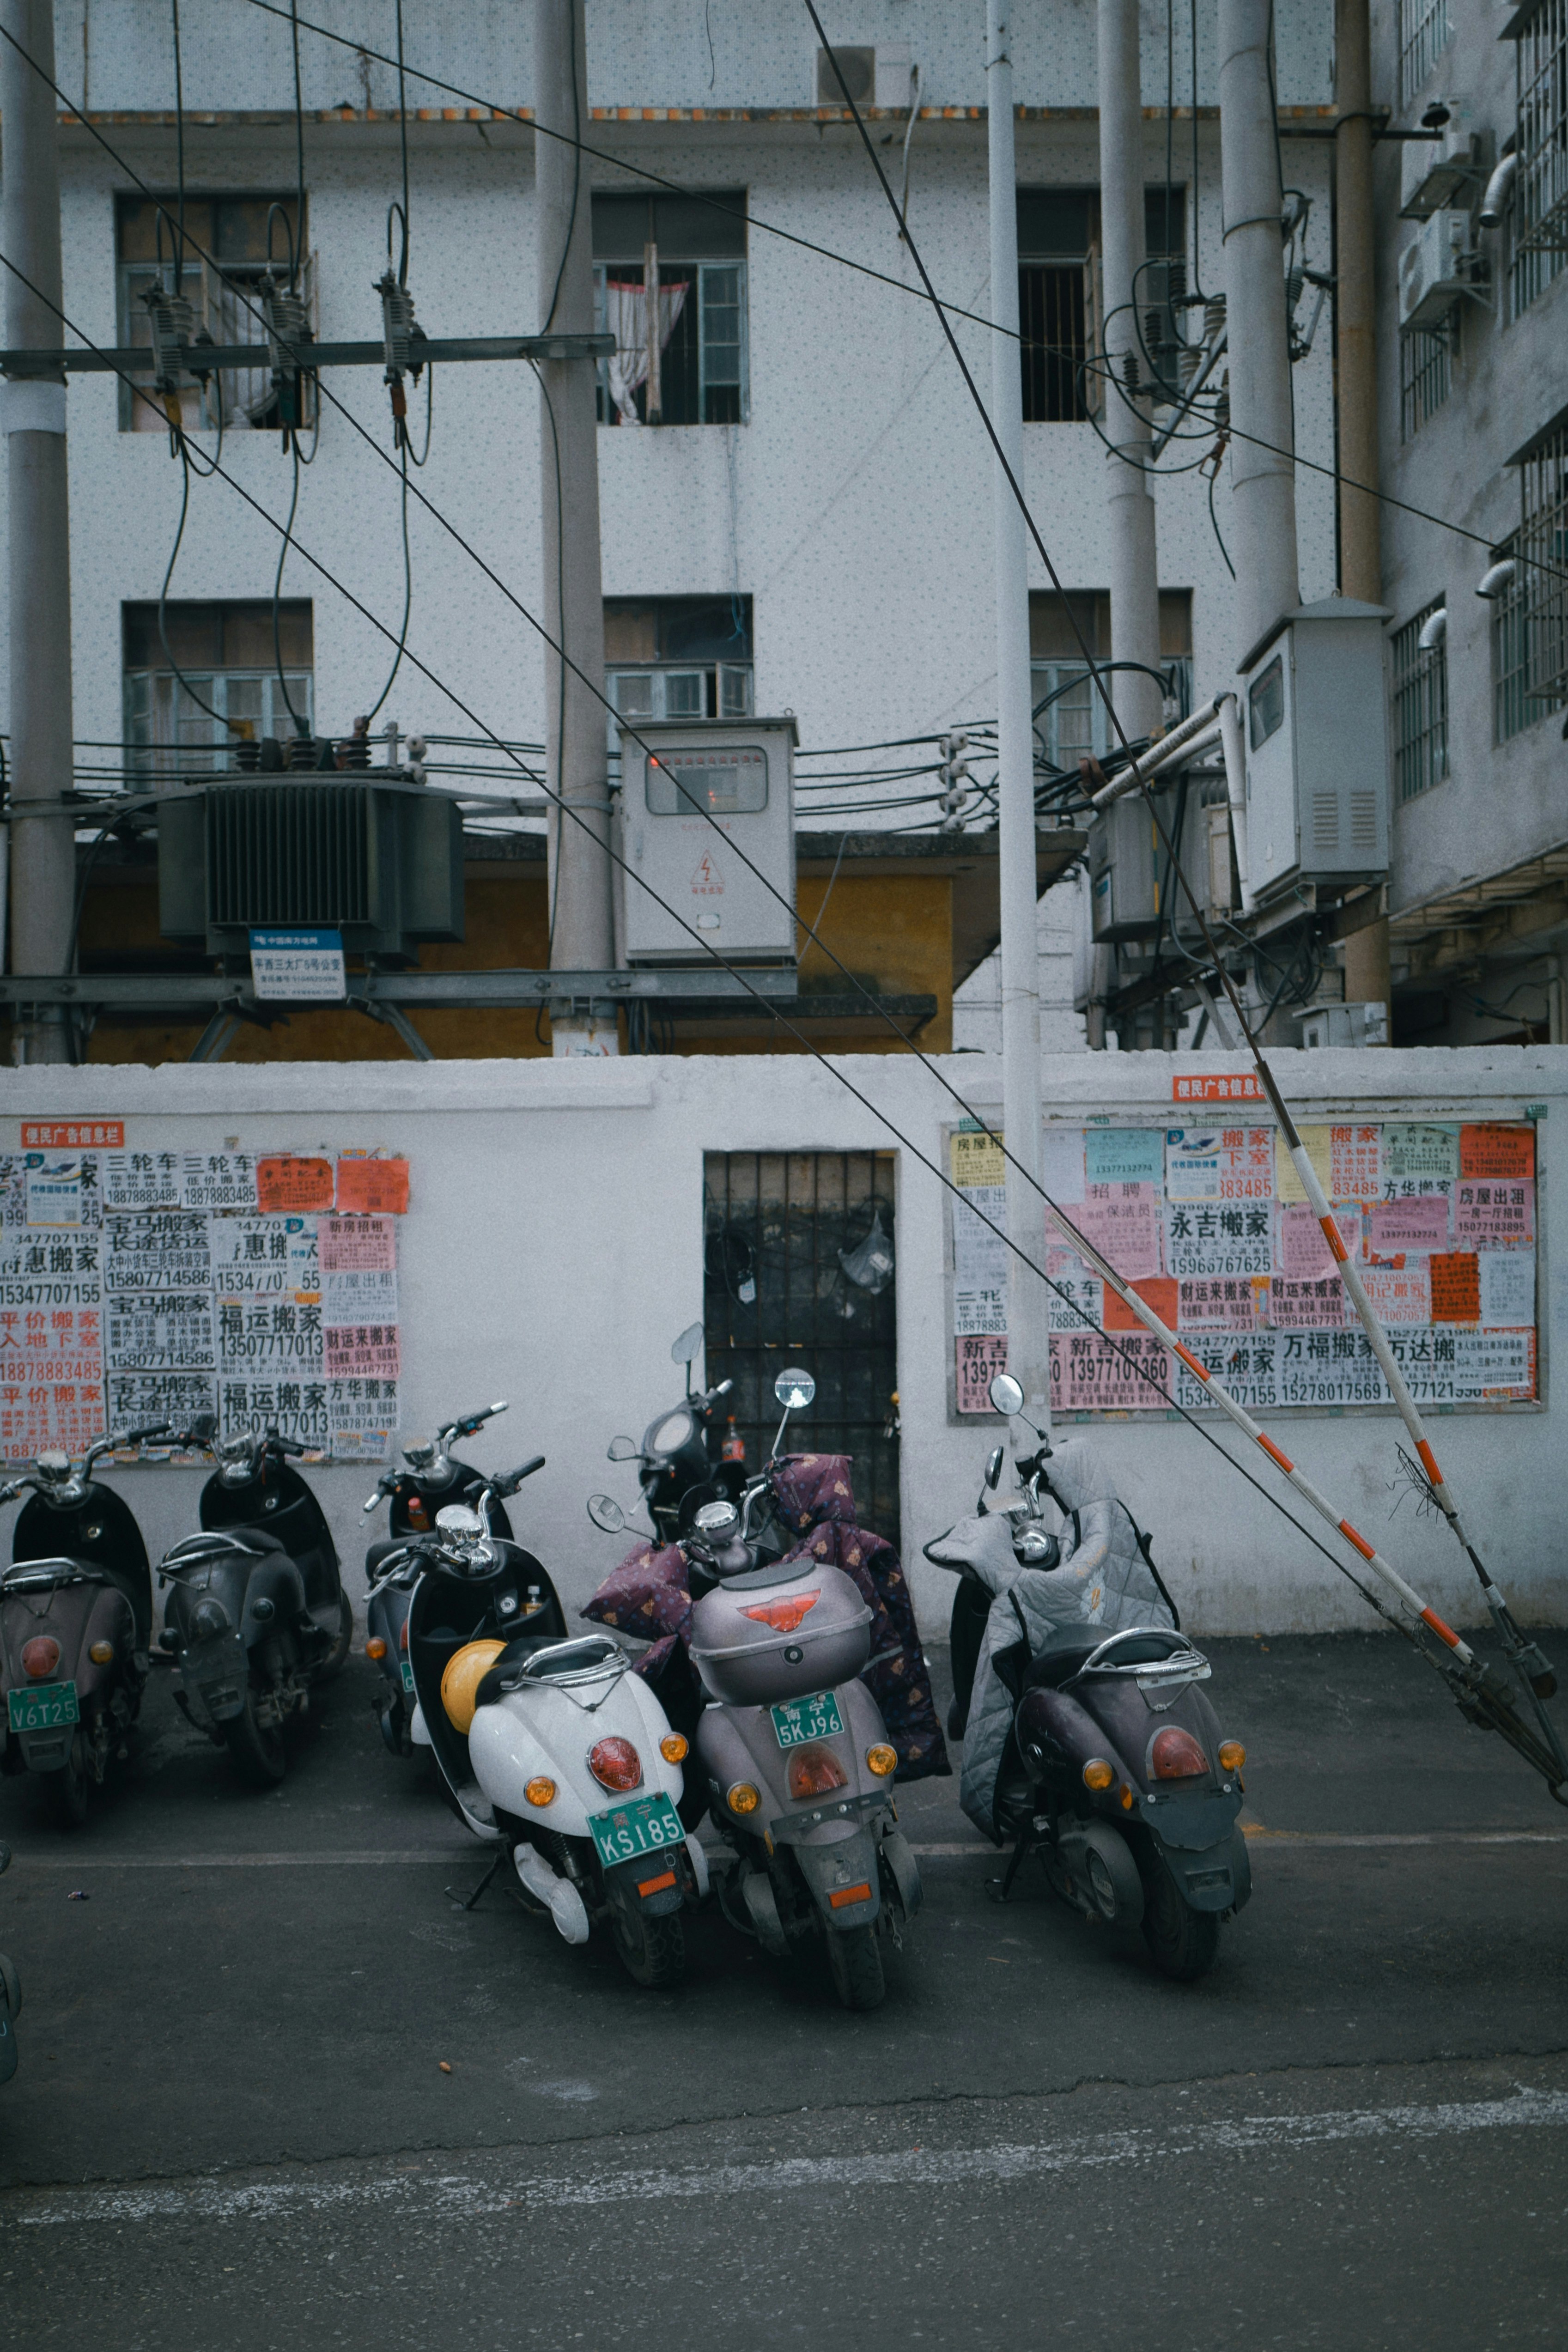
<box><xmin>620</xmin><ymin>716</ymin><xmax>798</xmax><ymax>966</ymax></box>
<box><xmin>1237</xmin><ymin>598</ymin><xmax>1391</xmax><ymax>907</ymax></box>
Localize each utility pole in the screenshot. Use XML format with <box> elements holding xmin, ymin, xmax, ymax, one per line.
<box><xmin>1217</xmin><ymin>0</ymin><xmax>1300</xmax><ymax>662</ymax></box>
<box><xmin>1096</xmin><ymin>0</ymin><xmax>1165</xmax><ymax>1046</ymax></box>
<box><xmin>2</xmin><ymin>0</ymin><xmax>74</xmax><ymax>1064</ymax></box>
<box><xmin>535</xmin><ymin>0</ymin><xmax>618</xmax><ymax>1054</ymax></box>
<box><xmin>1334</xmin><ymin>0</ymin><xmax>1390</xmax><ymax>1032</ymax></box>
<box><xmin>986</xmin><ymin>0</ymin><xmax>1050</xmax><ymax>1432</ymax></box>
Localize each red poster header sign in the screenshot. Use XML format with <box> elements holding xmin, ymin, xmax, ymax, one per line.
<box><xmin>255</xmin><ymin>1155</ymin><xmax>335</xmax><ymax>1214</ymax></box>
<box><xmin>21</xmin><ymin>1120</ymin><xmax>124</xmax><ymax>1149</ymax></box>
<box><xmin>334</xmin><ymin>1157</ymin><xmax>410</xmax><ymax>1215</ymax></box>
<box><xmin>1171</xmin><ymin>1074</ymin><xmax>1266</xmax><ymax>1104</ymax></box>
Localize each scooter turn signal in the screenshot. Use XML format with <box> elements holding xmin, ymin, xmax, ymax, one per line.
<box><xmin>727</xmin><ymin>1781</ymin><xmax>761</xmax><ymax>1815</ymax></box>
<box><xmin>1218</xmin><ymin>1740</ymin><xmax>1246</xmax><ymax>1771</ymax></box>
<box><xmin>659</xmin><ymin>1733</ymin><xmax>688</xmax><ymax>1763</ymax></box>
<box><xmin>866</xmin><ymin>1743</ymin><xmax>898</xmax><ymax>1776</ymax></box>
<box><xmin>366</xmin><ymin>1636</ymin><xmax>388</xmax><ymax>1660</ymax></box>
<box><xmin>1082</xmin><ymin>1758</ymin><xmax>1114</xmax><ymax>1790</ymax></box>
<box><xmin>524</xmin><ymin>1776</ymin><xmax>557</xmax><ymax>1808</ymax></box>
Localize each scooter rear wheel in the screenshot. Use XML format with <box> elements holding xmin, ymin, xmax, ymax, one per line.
<box><xmin>608</xmin><ymin>1903</ymin><xmax>686</xmax><ymax>1989</ymax></box>
<box><xmin>1141</xmin><ymin>1856</ymin><xmax>1220</xmax><ymax>1983</ymax></box>
<box><xmin>224</xmin><ymin>1689</ymin><xmax>287</xmax><ymax>1787</ymax></box>
<box><xmin>826</xmin><ymin>1924</ymin><xmax>886</xmax><ymax>2012</ymax></box>
<box><xmin>42</xmin><ymin>1730</ymin><xmax>90</xmax><ymax>1829</ymax></box>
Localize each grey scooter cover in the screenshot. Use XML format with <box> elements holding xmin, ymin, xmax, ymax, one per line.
<box><xmin>925</xmin><ymin>1439</ymin><xmax>1173</xmax><ymax>1844</ymax></box>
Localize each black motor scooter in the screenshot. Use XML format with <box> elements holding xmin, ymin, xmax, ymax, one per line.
<box><xmin>159</xmin><ymin>1422</ymin><xmax>353</xmax><ymax>1787</ymax></box>
<box><xmin>597</xmin><ymin>1322</ymin><xmax>744</xmax><ymax>1547</ymax></box>
<box><xmin>927</xmin><ymin>1372</ymin><xmax>1251</xmax><ymax>1983</ymax></box>
<box><xmin>0</xmin><ymin>1845</ymin><xmax>17</xmax><ymax>2085</ymax></box>
<box><xmin>0</xmin><ymin>1427</ymin><xmax>167</xmax><ymax>1824</ymax></box>
<box><xmin>360</xmin><ymin>1399</ymin><xmax>520</xmax><ymax>1756</ymax></box>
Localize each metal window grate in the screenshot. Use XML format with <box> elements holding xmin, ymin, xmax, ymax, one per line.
<box><xmin>1492</xmin><ymin>526</ymin><xmax>1567</xmax><ymax>745</ymax></box>
<box><xmin>1399</xmin><ymin>320</ymin><xmax>1452</xmax><ymax>439</ymax></box>
<box><xmin>1520</xmin><ymin>427</ymin><xmax>1568</xmax><ymax>701</ymax></box>
<box><xmin>1391</xmin><ymin>601</ymin><xmax>1449</xmax><ymax>798</ymax></box>
<box><xmin>1398</xmin><ymin>0</ymin><xmax>1452</xmax><ymax>110</ymax></box>
<box><xmin>1512</xmin><ymin>0</ymin><xmax>1568</xmax><ymax>316</ymax></box>
<box><xmin>703</xmin><ymin>1151</ymin><xmax>899</xmax><ymax>1550</ymax></box>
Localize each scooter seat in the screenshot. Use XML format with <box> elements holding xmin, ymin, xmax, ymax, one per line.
<box><xmin>163</xmin><ymin>1529</ymin><xmax>287</xmax><ymax>1566</ymax></box>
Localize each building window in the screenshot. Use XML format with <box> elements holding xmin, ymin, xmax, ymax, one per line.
<box><xmin>604</xmin><ymin>598</ymin><xmax>753</xmax><ymax>750</ymax></box>
<box><xmin>1399</xmin><ymin>320</ymin><xmax>1453</xmax><ymax>438</ymax></box>
<box><xmin>1499</xmin><ymin>425</ymin><xmax>1568</xmax><ymax>741</ymax></box>
<box><xmin>1398</xmin><ymin>0</ymin><xmax>1452</xmax><ymax>109</ymax></box>
<box><xmin>115</xmin><ymin>194</ymin><xmax>313</xmax><ymax>434</ymax></box>
<box><xmin>1391</xmin><ymin>602</ymin><xmax>1449</xmax><ymax>799</ymax></box>
<box><xmin>1511</xmin><ymin>0</ymin><xmax>1568</xmax><ymax>317</ymax></box>
<box><xmin>1029</xmin><ymin>589</ymin><xmax>1192</xmax><ymax>774</ymax></box>
<box><xmin>592</xmin><ymin>192</ymin><xmax>748</xmax><ymax>426</ymax></box>
<box><xmin>1019</xmin><ymin>188</ymin><xmax>1187</xmax><ymax>424</ymax></box>
<box><xmin>123</xmin><ymin>601</ymin><xmax>314</xmax><ymax>778</ymax></box>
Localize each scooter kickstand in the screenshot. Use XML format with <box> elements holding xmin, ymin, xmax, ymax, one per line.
<box><xmin>987</xmin><ymin>1827</ymin><xmax>1035</xmax><ymax>1906</ymax></box>
<box><xmin>447</xmin><ymin>1851</ymin><xmax>505</xmax><ymax>1912</ymax></box>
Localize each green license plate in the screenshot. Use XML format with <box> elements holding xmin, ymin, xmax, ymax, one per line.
<box><xmin>588</xmin><ymin>1791</ymin><xmax>686</xmax><ymax>1871</ymax></box>
<box><xmin>8</xmin><ymin>1680</ymin><xmax>79</xmax><ymax>1733</ymax></box>
<box><xmin>400</xmin><ymin>1659</ymin><xmax>415</xmax><ymax>1693</ymax></box>
<box><xmin>771</xmin><ymin>1690</ymin><xmax>845</xmax><ymax>1748</ymax></box>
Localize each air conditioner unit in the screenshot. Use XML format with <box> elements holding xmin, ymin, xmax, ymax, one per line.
<box><xmin>1398</xmin><ymin>210</ymin><xmax>1470</xmax><ymax>330</ymax></box>
<box><xmin>814</xmin><ymin>45</ymin><xmax>914</xmax><ymax>108</ymax></box>
<box><xmin>1237</xmin><ymin>599</ymin><xmax>1391</xmax><ymax>908</ymax></box>
<box><xmin>1401</xmin><ymin>105</ymin><xmax>1479</xmax><ymax>218</ymax></box>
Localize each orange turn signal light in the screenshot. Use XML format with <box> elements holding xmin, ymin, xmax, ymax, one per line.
<box><xmin>1218</xmin><ymin>1740</ymin><xmax>1246</xmax><ymax>1772</ymax></box>
<box><xmin>727</xmin><ymin>1781</ymin><xmax>761</xmax><ymax>1816</ymax></box>
<box><xmin>1119</xmin><ymin>1782</ymin><xmax>1134</xmax><ymax>1811</ymax></box>
<box><xmin>660</xmin><ymin>1733</ymin><xmax>688</xmax><ymax>1763</ymax></box>
<box><xmin>365</xmin><ymin>1636</ymin><xmax>387</xmax><ymax>1661</ymax></box>
<box><xmin>1082</xmin><ymin>1758</ymin><xmax>1114</xmax><ymax>1791</ymax></box>
<box><xmin>866</xmin><ymin>1743</ymin><xmax>898</xmax><ymax>1777</ymax></box>
<box><xmin>88</xmin><ymin>1640</ymin><xmax>115</xmax><ymax>1665</ymax></box>
<box><xmin>523</xmin><ymin>1776</ymin><xmax>557</xmax><ymax>1808</ymax></box>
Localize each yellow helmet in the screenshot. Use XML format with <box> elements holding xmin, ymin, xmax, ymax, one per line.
<box><xmin>440</xmin><ymin>1639</ymin><xmax>507</xmax><ymax>1734</ymax></box>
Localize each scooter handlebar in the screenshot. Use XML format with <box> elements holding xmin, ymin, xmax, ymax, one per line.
<box><xmin>495</xmin><ymin>1455</ymin><xmax>546</xmax><ymax>1496</ymax></box>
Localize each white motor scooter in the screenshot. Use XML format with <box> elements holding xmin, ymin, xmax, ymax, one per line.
<box><xmin>392</xmin><ymin>1495</ymin><xmax>705</xmax><ymax>1988</ymax></box>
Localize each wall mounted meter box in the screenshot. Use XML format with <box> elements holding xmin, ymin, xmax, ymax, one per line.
<box><xmin>620</xmin><ymin>716</ymin><xmax>798</xmax><ymax>965</ymax></box>
<box><xmin>1237</xmin><ymin>599</ymin><xmax>1391</xmax><ymax>907</ymax></box>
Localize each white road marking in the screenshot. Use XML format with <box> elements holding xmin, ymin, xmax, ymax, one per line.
<box><xmin>10</xmin><ymin>2085</ymin><xmax>1568</xmax><ymax>2228</ymax></box>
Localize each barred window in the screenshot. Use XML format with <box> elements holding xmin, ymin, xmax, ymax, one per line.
<box><xmin>1399</xmin><ymin>320</ymin><xmax>1453</xmax><ymax>439</ymax></box>
<box><xmin>1391</xmin><ymin>602</ymin><xmax>1449</xmax><ymax>800</ymax></box>
<box><xmin>1398</xmin><ymin>0</ymin><xmax>1452</xmax><ymax>109</ymax></box>
<box><xmin>1511</xmin><ymin>0</ymin><xmax>1568</xmax><ymax>317</ymax></box>
<box><xmin>1492</xmin><ymin>429</ymin><xmax>1568</xmax><ymax>740</ymax></box>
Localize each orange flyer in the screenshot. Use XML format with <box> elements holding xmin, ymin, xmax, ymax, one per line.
<box><xmin>1103</xmin><ymin>1275</ymin><xmax>1179</xmax><ymax>1333</ymax></box>
<box><xmin>334</xmin><ymin>1157</ymin><xmax>410</xmax><ymax>1215</ymax></box>
<box><xmin>1459</xmin><ymin>1124</ymin><xmax>1534</xmax><ymax>1180</ymax></box>
<box><xmin>1428</xmin><ymin>1252</ymin><xmax>1480</xmax><ymax>1325</ymax></box>
<box><xmin>255</xmin><ymin>1155</ymin><xmax>335</xmax><ymax>1214</ymax></box>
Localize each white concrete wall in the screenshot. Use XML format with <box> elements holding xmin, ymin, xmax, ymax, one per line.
<box><xmin>0</xmin><ymin>1044</ymin><xmax>1562</xmax><ymax>1642</ymax></box>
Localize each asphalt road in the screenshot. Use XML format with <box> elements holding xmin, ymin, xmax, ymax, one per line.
<box><xmin>0</xmin><ymin>1630</ymin><xmax>1565</xmax><ymax>2348</ymax></box>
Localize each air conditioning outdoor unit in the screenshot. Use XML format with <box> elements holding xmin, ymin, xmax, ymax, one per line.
<box><xmin>814</xmin><ymin>44</ymin><xmax>914</xmax><ymax>107</ymax></box>
<box><xmin>1398</xmin><ymin>209</ymin><xmax>1471</xmax><ymax>330</ymax></box>
<box><xmin>1236</xmin><ymin>599</ymin><xmax>1391</xmax><ymax>909</ymax></box>
<box><xmin>1401</xmin><ymin>105</ymin><xmax>1479</xmax><ymax>218</ymax></box>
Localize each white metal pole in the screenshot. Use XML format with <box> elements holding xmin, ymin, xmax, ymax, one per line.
<box><xmin>1217</xmin><ymin>0</ymin><xmax>1300</xmax><ymax>661</ymax></box>
<box><xmin>986</xmin><ymin>0</ymin><xmax>1050</xmax><ymax>1430</ymax></box>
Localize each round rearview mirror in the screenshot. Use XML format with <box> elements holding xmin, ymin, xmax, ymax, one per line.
<box><xmin>988</xmin><ymin>1372</ymin><xmax>1025</xmax><ymax>1418</ymax></box>
<box><xmin>693</xmin><ymin>1499</ymin><xmax>740</xmax><ymax>1542</ymax></box>
<box><xmin>773</xmin><ymin>1366</ymin><xmax>816</xmax><ymax>1411</ymax></box>
<box><xmin>587</xmin><ymin>1493</ymin><xmax>627</xmax><ymax>1535</ymax></box>
<box><xmin>671</xmin><ymin>1320</ymin><xmax>705</xmax><ymax>1367</ymax></box>
<box><xmin>435</xmin><ymin>1503</ymin><xmax>484</xmax><ymax>1538</ymax></box>
<box><xmin>606</xmin><ymin>1434</ymin><xmax>641</xmax><ymax>1463</ymax></box>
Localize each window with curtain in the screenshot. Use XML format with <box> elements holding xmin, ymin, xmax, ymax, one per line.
<box><xmin>603</xmin><ymin>598</ymin><xmax>754</xmax><ymax>759</ymax></box>
<box><xmin>115</xmin><ymin>193</ymin><xmax>312</xmax><ymax>434</ymax></box>
<box><xmin>592</xmin><ymin>191</ymin><xmax>748</xmax><ymax>426</ymax></box>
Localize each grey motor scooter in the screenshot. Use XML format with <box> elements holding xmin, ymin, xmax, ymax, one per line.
<box><xmin>685</xmin><ymin>1367</ymin><xmax>923</xmax><ymax>2012</ymax></box>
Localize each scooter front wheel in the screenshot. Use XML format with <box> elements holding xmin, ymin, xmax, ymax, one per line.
<box><xmin>826</xmin><ymin>1923</ymin><xmax>886</xmax><ymax>2012</ymax></box>
<box><xmin>42</xmin><ymin>1730</ymin><xmax>90</xmax><ymax>1829</ymax></box>
<box><xmin>608</xmin><ymin>1902</ymin><xmax>685</xmax><ymax>1989</ymax></box>
<box><xmin>224</xmin><ymin>1689</ymin><xmax>287</xmax><ymax>1787</ymax></box>
<box><xmin>1141</xmin><ymin>1855</ymin><xmax>1220</xmax><ymax>1983</ymax></box>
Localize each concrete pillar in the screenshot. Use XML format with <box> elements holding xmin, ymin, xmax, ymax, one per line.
<box><xmin>1097</xmin><ymin>0</ymin><xmax>1163</xmax><ymax>742</ymax></box>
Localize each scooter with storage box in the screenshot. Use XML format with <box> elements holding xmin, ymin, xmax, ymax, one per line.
<box><xmin>359</xmin><ymin>1399</ymin><xmax>559</xmax><ymax>1757</ymax></box>
<box><xmin>684</xmin><ymin>1367</ymin><xmax>923</xmax><ymax>2012</ymax></box>
<box><xmin>158</xmin><ymin>1422</ymin><xmax>353</xmax><ymax>1787</ymax></box>
<box><xmin>0</xmin><ymin>1427</ymin><xmax>167</xmax><ymax>1825</ymax></box>
<box><xmin>383</xmin><ymin>1472</ymin><xmax>705</xmax><ymax>1987</ymax></box>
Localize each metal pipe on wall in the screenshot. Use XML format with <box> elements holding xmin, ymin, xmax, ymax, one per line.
<box><xmin>1097</xmin><ymin>0</ymin><xmax>1164</xmax><ymax>743</ymax></box>
<box><xmin>986</xmin><ymin>0</ymin><xmax>1050</xmax><ymax>1427</ymax></box>
<box><xmin>1217</xmin><ymin>0</ymin><xmax>1301</xmax><ymax>662</ymax></box>
<box><xmin>535</xmin><ymin>0</ymin><xmax>618</xmax><ymax>1055</ymax></box>
<box><xmin>2</xmin><ymin>0</ymin><xmax>75</xmax><ymax>1063</ymax></box>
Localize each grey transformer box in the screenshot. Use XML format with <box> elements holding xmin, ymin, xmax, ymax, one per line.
<box><xmin>618</xmin><ymin>715</ymin><xmax>798</xmax><ymax>966</ymax></box>
<box><xmin>1237</xmin><ymin>598</ymin><xmax>1391</xmax><ymax>906</ymax></box>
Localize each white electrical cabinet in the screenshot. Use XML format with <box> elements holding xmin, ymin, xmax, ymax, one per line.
<box><xmin>1238</xmin><ymin>599</ymin><xmax>1391</xmax><ymax>907</ymax></box>
<box><xmin>620</xmin><ymin>716</ymin><xmax>798</xmax><ymax>965</ymax></box>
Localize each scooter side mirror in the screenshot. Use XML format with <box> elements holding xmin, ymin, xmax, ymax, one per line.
<box><xmin>671</xmin><ymin>1321</ymin><xmax>705</xmax><ymax>1367</ymax></box>
<box><xmin>988</xmin><ymin>1372</ymin><xmax>1025</xmax><ymax>1418</ymax></box>
<box><xmin>984</xmin><ymin>1446</ymin><xmax>1005</xmax><ymax>1490</ymax></box>
<box><xmin>606</xmin><ymin>1435</ymin><xmax>641</xmax><ymax>1463</ymax></box>
<box><xmin>587</xmin><ymin>1494</ymin><xmax>627</xmax><ymax>1535</ymax></box>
